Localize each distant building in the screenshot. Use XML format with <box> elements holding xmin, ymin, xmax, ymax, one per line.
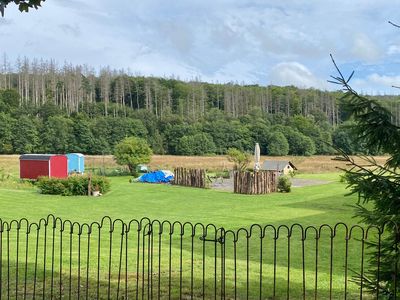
<box><xmin>20</xmin><ymin>154</ymin><xmax>68</xmax><ymax>180</ymax></box>
<box><xmin>261</xmin><ymin>160</ymin><xmax>297</xmax><ymax>175</ymax></box>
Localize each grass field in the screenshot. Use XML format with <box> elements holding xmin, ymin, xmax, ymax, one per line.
<box><xmin>0</xmin><ymin>155</ymin><xmax>379</xmax><ymax>299</ymax></box>
<box><xmin>0</xmin><ymin>174</ymin><xmax>353</xmax><ymax>226</ymax></box>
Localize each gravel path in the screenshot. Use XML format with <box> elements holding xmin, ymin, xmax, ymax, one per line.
<box><xmin>291</xmin><ymin>178</ymin><xmax>332</xmax><ymax>188</ymax></box>
<box><xmin>210</xmin><ymin>177</ymin><xmax>332</xmax><ymax>191</ymax></box>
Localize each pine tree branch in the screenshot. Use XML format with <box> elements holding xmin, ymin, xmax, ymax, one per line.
<box><xmin>389</xmin><ymin>21</ymin><xmax>400</xmax><ymax>29</ymax></box>
<box><xmin>329</xmin><ymin>55</ymin><xmax>400</xmax><ymax>168</ymax></box>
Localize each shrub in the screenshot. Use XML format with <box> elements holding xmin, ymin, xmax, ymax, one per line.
<box><xmin>277</xmin><ymin>176</ymin><xmax>291</xmax><ymax>193</ymax></box>
<box><xmin>37</xmin><ymin>175</ymin><xmax>110</xmax><ymax>196</ymax></box>
<box><xmin>36</xmin><ymin>177</ymin><xmax>67</xmax><ymax>195</ymax></box>
<box><xmin>91</xmin><ymin>176</ymin><xmax>111</xmax><ymax>193</ymax></box>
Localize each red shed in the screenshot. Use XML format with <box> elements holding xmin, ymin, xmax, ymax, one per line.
<box><xmin>20</xmin><ymin>154</ymin><xmax>68</xmax><ymax>180</ymax></box>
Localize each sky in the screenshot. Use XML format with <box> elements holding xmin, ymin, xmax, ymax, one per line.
<box><xmin>1</xmin><ymin>0</ymin><xmax>400</xmax><ymax>94</ymax></box>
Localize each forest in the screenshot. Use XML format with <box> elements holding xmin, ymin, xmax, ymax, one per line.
<box><xmin>0</xmin><ymin>56</ymin><xmax>399</xmax><ymax>156</ymax></box>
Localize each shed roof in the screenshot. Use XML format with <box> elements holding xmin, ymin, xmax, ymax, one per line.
<box><xmin>261</xmin><ymin>160</ymin><xmax>297</xmax><ymax>171</ymax></box>
<box><xmin>66</xmin><ymin>153</ymin><xmax>84</xmax><ymax>157</ymax></box>
<box><xmin>20</xmin><ymin>154</ymin><xmax>56</xmax><ymax>161</ymax></box>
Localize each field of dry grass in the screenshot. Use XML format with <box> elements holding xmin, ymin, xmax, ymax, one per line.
<box><xmin>150</xmin><ymin>155</ymin><xmax>390</xmax><ymax>173</ymax></box>
<box><xmin>0</xmin><ymin>154</ymin><xmax>389</xmax><ymax>176</ymax></box>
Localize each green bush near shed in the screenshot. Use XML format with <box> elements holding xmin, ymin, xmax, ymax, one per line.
<box><xmin>37</xmin><ymin>175</ymin><xmax>110</xmax><ymax>196</ymax></box>
<box><xmin>277</xmin><ymin>175</ymin><xmax>291</xmax><ymax>193</ymax></box>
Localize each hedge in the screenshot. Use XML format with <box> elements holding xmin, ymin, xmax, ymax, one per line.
<box><xmin>37</xmin><ymin>175</ymin><xmax>110</xmax><ymax>196</ymax></box>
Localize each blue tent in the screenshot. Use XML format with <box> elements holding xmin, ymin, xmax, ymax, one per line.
<box><xmin>66</xmin><ymin>153</ymin><xmax>85</xmax><ymax>174</ymax></box>
<box><xmin>138</xmin><ymin>170</ymin><xmax>174</xmax><ymax>183</ymax></box>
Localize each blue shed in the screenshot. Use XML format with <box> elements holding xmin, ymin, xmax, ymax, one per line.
<box><xmin>66</xmin><ymin>153</ymin><xmax>85</xmax><ymax>174</ymax></box>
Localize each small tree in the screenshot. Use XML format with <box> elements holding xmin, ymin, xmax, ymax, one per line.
<box><xmin>114</xmin><ymin>137</ymin><xmax>152</xmax><ymax>176</ymax></box>
<box><xmin>226</xmin><ymin>148</ymin><xmax>251</xmax><ymax>172</ymax></box>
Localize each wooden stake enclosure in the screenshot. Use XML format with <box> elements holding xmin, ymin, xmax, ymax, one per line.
<box><xmin>173</xmin><ymin>167</ymin><xmax>206</xmax><ymax>188</ymax></box>
<box><xmin>233</xmin><ymin>171</ymin><xmax>278</xmax><ymax>194</ymax></box>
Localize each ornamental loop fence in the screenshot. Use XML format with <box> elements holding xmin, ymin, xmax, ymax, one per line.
<box><xmin>0</xmin><ymin>215</ymin><xmax>398</xmax><ymax>300</ymax></box>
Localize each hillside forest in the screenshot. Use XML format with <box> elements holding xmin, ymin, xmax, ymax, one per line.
<box><xmin>0</xmin><ymin>56</ymin><xmax>399</xmax><ymax>156</ymax></box>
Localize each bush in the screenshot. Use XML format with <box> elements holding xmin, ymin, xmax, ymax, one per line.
<box><xmin>90</xmin><ymin>176</ymin><xmax>111</xmax><ymax>193</ymax></box>
<box><xmin>37</xmin><ymin>175</ymin><xmax>110</xmax><ymax>196</ymax></box>
<box><xmin>36</xmin><ymin>177</ymin><xmax>66</xmax><ymax>195</ymax></box>
<box><xmin>277</xmin><ymin>176</ymin><xmax>291</xmax><ymax>193</ymax></box>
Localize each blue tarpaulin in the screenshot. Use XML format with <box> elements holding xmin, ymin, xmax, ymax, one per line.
<box><xmin>138</xmin><ymin>170</ymin><xmax>174</xmax><ymax>183</ymax></box>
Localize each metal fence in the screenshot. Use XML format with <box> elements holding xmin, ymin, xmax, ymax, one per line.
<box><xmin>0</xmin><ymin>215</ymin><xmax>397</xmax><ymax>299</ymax></box>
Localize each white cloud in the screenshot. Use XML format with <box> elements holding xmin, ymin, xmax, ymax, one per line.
<box><xmin>130</xmin><ymin>52</ymin><xmax>199</xmax><ymax>79</ymax></box>
<box><xmin>368</xmin><ymin>73</ymin><xmax>400</xmax><ymax>87</ymax></box>
<box><xmin>351</xmin><ymin>34</ymin><xmax>382</xmax><ymax>62</ymax></box>
<box><xmin>350</xmin><ymin>74</ymin><xmax>400</xmax><ymax>95</ymax></box>
<box><xmin>58</xmin><ymin>23</ymin><xmax>81</xmax><ymax>37</ymax></box>
<box><xmin>203</xmin><ymin>60</ymin><xmax>261</xmax><ymax>83</ymax></box>
<box><xmin>269</xmin><ymin>62</ymin><xmax>327</xmax><ymax>89</ymax></box>
<box><xmin>387</xmin><ymin>45</ymin><xmax>400</xmax><ymax>55</ymax></box>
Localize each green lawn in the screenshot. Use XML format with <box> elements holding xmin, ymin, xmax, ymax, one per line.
<box><xmin>0</xmin><ymin>173</ymin><xmax>354</xmax><ymax>226</ymax></box>
<box><xmin>0</xmin><ymin>174</ymin><xmax>373</xmax><ymax>299</ymax></box>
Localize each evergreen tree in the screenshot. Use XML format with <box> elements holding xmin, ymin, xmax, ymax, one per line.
<box><xmin>330</xmin><ymin>55</ymin><xmax>400</xmax><ymax>297</ymax></box>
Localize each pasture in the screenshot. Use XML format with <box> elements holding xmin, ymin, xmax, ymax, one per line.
<box><xmin>0</xmin><ymin>155</ymin><xmax>379</xmax><ymax>299</ymax></box>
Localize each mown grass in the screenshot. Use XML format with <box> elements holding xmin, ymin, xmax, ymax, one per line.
<box><xmin>0</xmin><ymin>175</ymin><xmax>354</xmax><ymax>226</ymax></box>
<box><xmin>0</xmin><ymin>153</ymin><xmax>377</xmax><ymax>298</ymax></box>
<box><xmin>0</xmin><ymin>173</ymin><xmax>374</xmax><ymax>299</ymax></box>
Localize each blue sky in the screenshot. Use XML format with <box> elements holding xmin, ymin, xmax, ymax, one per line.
<box><xmin>1</xmin><ymin>0</ymin><xmax>400</xmax><ymax>94</ymax></box>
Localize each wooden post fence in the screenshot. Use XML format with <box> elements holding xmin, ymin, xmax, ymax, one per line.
<box><xmin>173</xmin><ymin>168</ymin><xmax>206</xmax><ymax>188</ymax></box>
<box><xmin>233</xmin><ymin>170</ymin><xmax>278</xmax><ymax>194</ymax></box>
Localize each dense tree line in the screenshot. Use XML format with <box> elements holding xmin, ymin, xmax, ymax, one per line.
<box><xmin>0</xmin><ymin>87</ymin><xmax>385</xmax><ymax>156</ymax></box>
<box><xmin>0</xmin><ymin>56</ymin><xmax>399</xmax><ymax>156</ymax></box>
